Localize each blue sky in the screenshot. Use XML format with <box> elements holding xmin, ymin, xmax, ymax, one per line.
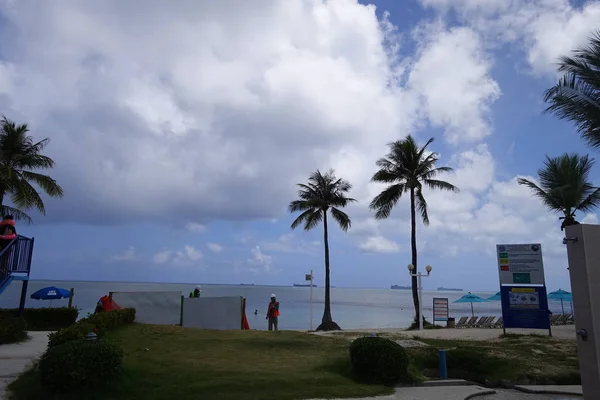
<box><xmin>1</xmin><ymin>0</ymin><xmax>599</xmax><ymax>290</ymax></box>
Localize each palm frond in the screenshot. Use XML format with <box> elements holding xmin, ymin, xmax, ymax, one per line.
<box><xmin>0</xmin><ymin>205</ymin><xmax>32</xmax><ymax>224</ymax></box>
<box><xmin>517</xmin><ymin>178</ymin><xmax>563</xmax><ymax>211</ymax></box>
<box><xmin>289</xmin><ymin>169</ymin><xmax>354</xmax><ymax>232</ymax></box>
<box><xmin>543</xmin><ymin>30</ymin><xmax>600</xmax><ymax>150</ymax></box>
<box><xmin>369</xmin><ymin>184</ymin><xmax>404</xmax><ymax>219</ymax></box>
<box><xmin>330</xmin><ymin>207</ymin><xmax>352</xmax><ymax>232</ymax></box>
<box><xmin>415</xmin><ymin>188</ymin><xmax>429</xmax><ymax>226</ymax></box>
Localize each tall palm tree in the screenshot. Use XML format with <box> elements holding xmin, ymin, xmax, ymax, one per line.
<box><xmin>0</xmin><ymin>117</ymin><xmax>64</xmax><ymax>223</ymax></box>
<box><xmin>518</xmin><ymin>153</ymin><xmax>600</xmax><ymax>230</ymax></box>
<box><xmin>370</xmin><ymin>136</ymin><xmax>458</xmax><ymax>325</ymax></box>
<box><xmin>289</xmin><ymin>169</ymin><xmax>356</xmax><ymax>331</ymax></box>
<box><xmin>543</xmin><ymin>30</ymin><xmax>600</xmax><ymax>150</ymax></box>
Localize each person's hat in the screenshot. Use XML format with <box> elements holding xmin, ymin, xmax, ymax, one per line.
<box><xmin>270</xmin><ymin>293</ymin><xmax>276</xmax><ymax>298</ymax></box>
<box><xmin>196</xmin><ymin>285</ymin><xmax>202</xmax><ymax>291</ymax></box>
<box><xmin>0</xmin><ymin>215</ymin><xmax>15</xmax><ymax>226</ymax></box>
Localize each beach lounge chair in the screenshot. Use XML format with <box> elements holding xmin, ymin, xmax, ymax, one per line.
<box><xmin>470</xmin><ymin>316</ymin><xmax>487</xmax><ymax>328</ymax></box>
<box><xmin>492</xmin><ymin>317</ymin><xmax>503</xmax><ymax>328</ymax></box>
<box><xmin>461</xmin><ymin>316</ymin><xmax>478</xmax><ymax>329</ymax></box>
<box><xmin>549</xmin><ymin>314</ymin><xmax>560</xmax><ymax>325</ymax></box>
<box><xmin>553</xmin><ymin>314</ymin><xmax>569</xmax><ymax>325</ymax></box>
<box><xmin>558</xmin><ymin>314</ymin><xmax>573</xmax><ymax>325</ymax></box>
<box><xmin>478</xmin><ymin>316</ymin><xmax>496</xmax><ymax>328</ymax></box>
<box><xmin>454</xmin><ymin>316</ymin><xmax>469</xmax><ymax>328</ymax></box>
<box><xmin>565</xmin><ymin>315</ymin><xmax>575</xmax><ymax>325</ymax></box>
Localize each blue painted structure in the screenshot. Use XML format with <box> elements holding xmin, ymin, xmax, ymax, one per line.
<box><xmin>500</xmin><ymin>285</ymin><xmax>550</xmax><ymax>330</ymax></box>
<box><xmin>0</xmin><ymin>235</ymin><xmax>36</xmax><ymax>314</ymax></box>
<box><xmin>438</xmin><ymin>350</ymin><xmax>448</xmax><ymax>379</ymax></box>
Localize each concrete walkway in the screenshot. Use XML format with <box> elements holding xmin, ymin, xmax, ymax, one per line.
<box><xmin>309</xmin><ymin>385</ymin><xmax>496</xmax><ymax>399</ymax></box>
<box><xmin>307</xmin><ymin>384</ymin><xmax>584</xmax><ymax>400</ymax></box>
<box><xmin>0</xmin><ymin>332</ymin><xmax>50</xmax><ymax>399</ymax></box>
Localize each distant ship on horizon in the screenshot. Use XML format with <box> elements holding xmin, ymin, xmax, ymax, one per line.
<box><xmin>293</xmin><ymin>283</ymin><xmax>317</xmax><ymax>287</ymax></box>
<box><xmin>239</xmin><ymin>283</ymin><xmax>255</xmax><ymax>286</ymax></box>
<box><xmin>390</xmin><ymin>285</ymin><xmax>412</xmax><ymax>290</ymax></box>
<box><xmin>437</xmin><ymin>287</ymin><xmax>463</xmax><ymax>291</ymax></box>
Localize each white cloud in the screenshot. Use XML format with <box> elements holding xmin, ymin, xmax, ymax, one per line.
<box><xmin>408</xmin><ymin>25</ymin><xmax>501</xmax><ymax>143</ymax></box>
<box><xmin>0</xmin><ymin>0</ymin><xmax>412</xmax><ymax>225</ymax></box>
<box><xmin>153</xmin><ymin>245</ymin><xmax>203</xmax><ymax>265</ymax></box>
<box><xmin>206</xmin><ymin>242</ymin><xmax>223</xmax><ymax>253</ymax></box>
<box><xmin>247</xmin><ymin>246</ymin><xmax>273</xmax><ymax>273</ymax></box>
<box><xmin>110</xmin><ymin>246</ymin><xmax>137</xmax><ymax>261</ymax></box>
<box><xmin>153</xmin><ymin>250</ymin><xmax>172</xmax><ymax>265</ymax></box>
<box><xmin>359</xmin><ymin>236</ymin><xmax>400</xmax><ymax>253</ymax></box>
<box><xmin>261</xmin><ymin>232</ymin><xmax>319</xmax><ymax>254</ymax></box>
<box><xmin>185</xmin><ymin>223</ymin><xmax>206</xmax><ymax>233</ymax></box>
<box><xmin>419</xmin><ymin>0</ymin><xmax>600</xmax><ymax>76</ymax></box>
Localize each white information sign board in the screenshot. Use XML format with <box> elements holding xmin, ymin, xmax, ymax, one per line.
<box><xmin>496</xmin><ymin>243</ymin><xmax>545</xmax><ymax>285</ymax></box>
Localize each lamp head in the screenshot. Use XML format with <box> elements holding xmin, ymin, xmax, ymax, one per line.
<box><xmin>407</xmin><ymin>264</ymin><xmax>414</xmax><ymax>273</ymax></box>
<box><xmin>425</xmin><ymin>265</ymin><xmax>432</xmax><ymax>275</ymax></box>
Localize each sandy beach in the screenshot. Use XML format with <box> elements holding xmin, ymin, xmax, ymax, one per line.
<box><xmin>312</xmin><ymin>324</ymin><xmax>576</xmax><ymax>341</ymax></box>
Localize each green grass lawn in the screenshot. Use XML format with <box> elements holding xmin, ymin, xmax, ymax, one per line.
<box><xmin>330</xmin><ymin>332</ymin><xmax>580</xmax><ymax>386</ymax></box>
<box><xmin>8</xmin><ymin>324</ymin><xmax>394</xmax><ymax>400</ymax></box>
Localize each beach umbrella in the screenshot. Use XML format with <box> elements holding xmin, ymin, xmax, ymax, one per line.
<box><xmin>30</xmin><ymin>286</ymin><xmax>72</xmax><ymax>306</ymax></box>
<box><xmin>486</xmin><ymin>291</ymin><xmax>501</xmax><ymax>301</ymax></box>
<box><xmin>453</xmin><ymin>292</ymin><xmax>489</xmax><ymax>317</ymax></box>
<box><xmin>548</xmin><ymin>289</ymin><xmax>573</xmax><ymax>315</ymax></box>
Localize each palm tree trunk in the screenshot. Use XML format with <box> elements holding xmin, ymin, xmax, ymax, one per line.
<box><xmin>317</xmin><ymin>210</ymin><xmax>340</xmax><ymax>331</ymax></box>
<box><xmin>410</xmin><ymin>188</ymin><xmax>420</xmax><ymax>325</ymax></box>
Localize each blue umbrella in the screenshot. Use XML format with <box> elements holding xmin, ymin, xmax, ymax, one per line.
<box><xmin>486</xmin><ymin>291</ymin><xmax>501</xmax><ymax>301</ymax></box>
<box><xmin>30</xmin><ymin>286</ymin><xmax>72</xmax><ymax>301</ymax></box>
<box><xmin>454</xmin><ymin>292</ymin><xmax>489</xmax><ymax>317</ymax></box>
<box><xmin>548</xmin><ymin>289</ymin><xmax>573</xmax><ymax>315</ymax></box>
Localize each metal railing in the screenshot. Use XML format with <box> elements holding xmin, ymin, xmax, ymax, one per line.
<box><xmin>0</xmin><ymin>235</ymin><xmax>35</xmax><ymax>284</ymax></box>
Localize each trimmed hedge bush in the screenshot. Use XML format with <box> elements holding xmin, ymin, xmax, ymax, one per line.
<box><xmin>39</xmin><ymin>339</ymin><xmax>124</xmax><ymax>392</ymax></box>
<box><xmin>0</xmin><ymin>307</ymin><xmax>78</xmax><ymax>331</ymax></box>
<box><xmin>0</xmin><ymin>315</ymin><xmax>28</xmax><ymax>344</ymax></box>
<box><xmin>349</xmin><ymin>336</ymin><xmax>410</xmax><ymax>385</ymax></box>
<box><xmin>47</xmin><ymin>308</ymin><xmax>136</xmax><ymax>348</ymax></box>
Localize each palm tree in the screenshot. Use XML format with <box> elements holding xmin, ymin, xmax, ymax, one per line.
<box><xmin>0</xmin><ymin>117</ymin><xmax>64</xmax><ymax>222</ymax></box>
<box><xmin>289</xmin><ymin>169</ymin><xmax>356</xmax><ymax>331</ymax></box>
<box><xmin>370</xmin><ymin>136</ymin><xmax>458</xmax><ymax>325</ymax></box>
<box><xmin>518</xmin><ymin>153</ymin><xmax>600</xmax><ymax>230</ymax></box>
<box><xmin>543</xmin><ymin>30</ymin><xmax>600</xmax><ymax>150</ymax></box>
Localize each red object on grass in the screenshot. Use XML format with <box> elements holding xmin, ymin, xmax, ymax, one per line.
<box><xmin>242</xmin><ymin>311</ymin><xmax>250</xmax><ymax>330</ymax></box>
<box><xmin>100</xmin><ymin>295</ymin><xmax>122</xmax><ymax>311</ymax></box>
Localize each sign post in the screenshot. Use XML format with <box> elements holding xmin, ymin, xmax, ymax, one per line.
<box><xmin>306</xmin><ymin>271</ymin><xmax>313</xmax><ymax>331</ymax></box>
<box><xmin>432</xmin><ymin>298</ymin><xmax>449</xmax><ymax>326</ymax></box>
<box><xmin>496</xmin><ymin>243</ymin><xmax>551</xmax><ymax>336</ymax></box>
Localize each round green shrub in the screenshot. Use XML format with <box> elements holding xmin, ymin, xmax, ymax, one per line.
<box><xmin>0</xmin><ymin>315</ymin><xmax>27</xmax><ymax>344</ymax></box>
<box><xmin>349</xmin><ymin>336</ymin><xmax>410</xmax><ymax>385</ymax></box>
<box><xmin>39</xmin><ymin>339</ymin><xmax>124</xmax><ymax>392</ymax></box>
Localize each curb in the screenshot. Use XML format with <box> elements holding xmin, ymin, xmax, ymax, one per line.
<box><xmin>514</xmin><ymin>385</ymin><xmax>583</xmax><ymax>396</ymax></box>
<box><xmin>464</xmin><ymin>389</ymin><xmax>497</xmax><ymax>399</ymax></box>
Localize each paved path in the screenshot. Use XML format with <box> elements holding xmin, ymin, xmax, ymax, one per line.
<box><xmin>0</xmin><ymin>332</ymin><xmax>50</xmax><ymax>400</ymax></box>
<box><xmin>314</xmin><ymin>325</ymin><xmax>576</xmax><ymax>341</ymax></box>
<box><xmin>478</xmin><ymin>389</ymin><xmax>581</xmax><ymax>399</ymax></box>
<box><xmin>309</xmin><ymin>386</ymin><xmax>495</xmax><ymax>399</ymax></box>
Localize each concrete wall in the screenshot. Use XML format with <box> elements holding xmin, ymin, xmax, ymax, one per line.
<box><xmin>565</xmin><ymin>224</ymin><xmax>600</xmax><ymax>399</ymax></box>
<box><xmin>182</xmin><ymin>296</ymin><xmax>243</xmax><ymax>330</ymax></box>
<box><xmin>111</xmin><ymin>291</ymin><xmax>182</xmax><ymax>325</ymax></box>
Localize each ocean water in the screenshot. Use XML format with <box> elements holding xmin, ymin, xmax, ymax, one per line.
<box><xmin>0</xmin><ymin>280</ymin><xmax>572</xmax><ymax>330</ymax></box>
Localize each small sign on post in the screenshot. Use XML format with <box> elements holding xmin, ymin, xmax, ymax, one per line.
<box><xmin>433</xmin><ymin>298</ymin><xmax>449</xmax><ymax>325</ymax></box>
<box><xmin>497</xmin><ymin>243</ymin><xmax>545</xmax><ymax>285</ymax></box>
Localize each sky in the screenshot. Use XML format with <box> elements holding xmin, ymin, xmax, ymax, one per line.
<box><xmin>0</xmin><ymin>0</ymin><xmax>599</xmax><ymax>291</ymax></box>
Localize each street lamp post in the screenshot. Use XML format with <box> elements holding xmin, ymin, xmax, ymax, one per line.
<box><xmin>408</xmin><ymin>264</ymin><xmax>432</xmax><ymax>331</ymax></box>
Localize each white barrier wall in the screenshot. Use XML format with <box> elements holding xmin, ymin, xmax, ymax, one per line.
<box><xmin>111</xmin><ymin>291</ymin><xmax>182</xmax><ymax>325</ymax></box>
<box><xmin>182</xmin><ymin>296</ymin><xmax>243</xmax><ymax>330</ymax></box>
